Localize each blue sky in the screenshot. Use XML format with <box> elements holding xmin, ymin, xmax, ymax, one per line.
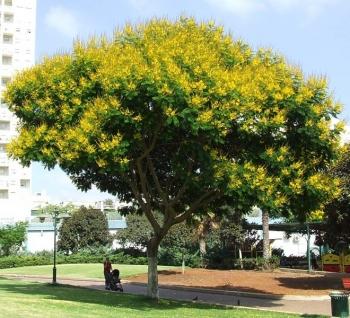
<box><xmin>32</xmin><ymin>0</ymin><xmax>350</xmax><ymax>202</ymax></box>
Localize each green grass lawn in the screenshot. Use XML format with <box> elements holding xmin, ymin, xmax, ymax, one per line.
<box><xmin>0</xmin><ymin>278</ymin><xmax>317</xmax><ymax>318</ymax></box>
<box><xmin>0</xmin><ymin>264</ymin><xmax>176</xmax><ymax>280</ymax></box>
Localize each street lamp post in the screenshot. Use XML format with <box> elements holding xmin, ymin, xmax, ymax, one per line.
<box><xmin>39</xmin><ymin>208</ymin><xmax>67</xmax><ymax>284</ymax></box>
<box><xmin>52</xmin><ymin>209</ymin><xmax>59</xmax><ymax>284</ymax></box>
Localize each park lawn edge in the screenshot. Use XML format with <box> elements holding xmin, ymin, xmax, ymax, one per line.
<box><xmin>0</xmin><ymin>277</ymin><xmax>310</xmax><ymax>318</ymax></box>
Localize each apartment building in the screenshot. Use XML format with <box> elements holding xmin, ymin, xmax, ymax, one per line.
<box><xmin>0</xmin><ymin>0</ymin><xmax>36</xmax><ymax>224</ymax></box>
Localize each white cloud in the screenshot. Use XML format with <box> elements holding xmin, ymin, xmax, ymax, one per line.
<box><xmin>45</xmin><ymin>6</ymin><xmax>79</xmax><ymax>38</ymax></box>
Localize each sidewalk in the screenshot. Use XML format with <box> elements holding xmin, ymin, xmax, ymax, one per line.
<box><xmin>0</xmin><ymin>274</ymin><xmax>332</xmax><ymax>316</ymax></box>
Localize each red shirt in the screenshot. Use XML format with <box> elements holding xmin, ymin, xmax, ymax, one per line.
<box><xmin>104</xmin><ymin>260</ymin><xmax>112</xmax><ymax>272</ymax></box>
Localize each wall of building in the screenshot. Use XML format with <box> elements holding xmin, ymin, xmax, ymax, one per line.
<box><xmin>26</xmin><ymin>220</ymin><xmax>127</xmax><ymax>253</ymax></box>
<box><xmin>270</xmin><ymin>231</ymin><xmax>316</xmax><ymax>257</ymax></box>
<box><xmin>0</xmin><ymin>0</ymin><xmax>36</xmax><ymax>224</ymax></box>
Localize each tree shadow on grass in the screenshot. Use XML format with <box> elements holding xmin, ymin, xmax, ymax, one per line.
<box><xmin>0</xmin><ymin>277</ymin><xmax>327</xmax><ymax>317</ymax></box>
<box><xmin>0</xmin><ymin>278</ymin><xmax>233</xmax><ymax>313</ymax></box>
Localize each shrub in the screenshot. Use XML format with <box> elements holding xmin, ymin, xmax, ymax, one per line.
<box><xmin>0</xmin><ymin>222</ymin><xmax>27</xmax><ymax>256</ymax></box>
<box><xmin>0</xmin><ymin>252</ymin><xmax>148</xmax><ymax>269</ymax></box>
<box><xmin>158</xmin><ymin>247</ymin><xmax>201</xmax><ymax>268</ymax></box>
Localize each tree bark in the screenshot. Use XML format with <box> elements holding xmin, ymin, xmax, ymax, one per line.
<box><xmin>199</xmin><ymin>236</ymin><xmax>206</xmax><ymax>267</ymax></box>
<box><xmin>199</xmin><ymin>236</ymin><xmax>206</xmax><ymax>257</ymax></box>
<box><xmin>147</xmin><ymin>237</ymin><xmax>160</xmax><ymax>299</ymax></box>
<box><xmin>262</xmin><ymin>210</ymin><xmax>270</xmax><ymax>260</ymax></box>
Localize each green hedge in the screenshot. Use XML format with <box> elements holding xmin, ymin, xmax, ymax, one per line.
<box><xmin>0</xmin><ymin>252</ymin><xmax>147</xmax><ymax>269</ymax></box>
<box><xmin>0</xmin><ymin>253</ymin><xmax>279</xmax><ymax>270</ymax></box>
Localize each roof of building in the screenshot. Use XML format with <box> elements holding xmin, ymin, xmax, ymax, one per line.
<box><xmin>27</xmin><ymin>219</ymin><xmax>126</xmax><ymax>232</ymax></box>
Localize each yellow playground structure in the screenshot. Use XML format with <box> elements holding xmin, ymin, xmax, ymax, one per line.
<box><xmin>322</xmin><ymin>253</ymin><xmax>350</xmax><ymax>273</ymax></box>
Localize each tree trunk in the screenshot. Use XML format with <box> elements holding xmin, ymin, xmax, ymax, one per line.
<box><xmin>147</xmin><ymin>237</ymin><xmax>160</xmax><ymax>299</ymax></box>
<box><xmin>238</xmin><ymin>247</ymin><xmax>243</xmax><ymax>269</ymax></box>
<box><xmin>262</xmin><ymin>210</ymin><xmax>270</xmax><ymax>260</ymax></box>
<box><xmin>199</xmin><ymin>236</ymin><xmax>206</xmax><ymax>257</ymax></box>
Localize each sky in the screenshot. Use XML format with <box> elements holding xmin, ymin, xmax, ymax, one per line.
<box><xmin>32</xmin><ymin>0</ymin><xmax>350</xmax><ymax>202</ymax></box>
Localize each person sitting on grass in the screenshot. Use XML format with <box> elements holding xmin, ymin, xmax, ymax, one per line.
<box><xmin>103</xmin><ymin>257</ymin><xmax>112</xmax><ymax>290</ymax></box>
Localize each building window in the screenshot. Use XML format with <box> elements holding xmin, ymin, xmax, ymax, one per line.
<box><xmin>2</xmin><ymin>55</ymin><xmax>12</xmax><ymax>65</ymax></box>
<box><xmin>0</xmin><ymin>190</ymin><xmax>9</xmax><ymax>199</ymax></box>
<box><xmin>0</xmin><ymin>166</ymin><xmax>9</xmax><ymax>176</ymax></box>
<box><xmin>4</xmin><ymin>0</ymin><xmax>12</xmax><ymax>5</ymax></box>
<box><xmin>0</xmin><ymin>121</ymin><xmax>10</xmax><ymax>130</ymax></box>
<box><xmin>4</xmin><ymin>13</ymin><xmax>14</xmax><ymax>23</ymax></box>
<box><xmin>3</xmin><ymin>34</ymin><xmax>13</xmax><ymax>44</ymax></box>
<box><xmin>0</xmin><ymin>144</ymin><xmax>7</xmax><ymax>153</ymax></box>
<box><xmin>20</xmin><ymin>179</ymin><xmax>30</xmax><ymax>188</ymax></box>
<box><xmin>1</xmin><ymin>77</ymin><xmax>11</xmax><ymax>86</ymax></box>
<box><xmin>0</xmin><ymin>98</ymin><xmax>7</xmax><ymax>109</ymax></box>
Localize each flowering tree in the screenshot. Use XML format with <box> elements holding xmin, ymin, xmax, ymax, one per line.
<box><xmin>5</xmin><ymin>18</ymin><xmax>341</xmax><ymax>298</ymax></box>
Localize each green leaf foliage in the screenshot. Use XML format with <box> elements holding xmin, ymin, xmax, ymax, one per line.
<box><xmin>0</xmin><ymin>222</ymin><xmax>27</xmax><ymax>256</ymax></box>
<box><xmin>58</xmin><ymin>207</ymin><xmax>111</xmax><ymax>254</ymax></box>
<box><xmin>323</xmin><ymin>144</ymin><xmax>350</xmax><ymax>248</ymax></box>
<box><xmin>4</xmin><ymin>17</ymin><xmax>342</xmax><ymax>250</ymax></box>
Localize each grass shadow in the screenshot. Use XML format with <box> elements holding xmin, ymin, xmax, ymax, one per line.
<box><xmin>0</xmin><ymin>277</ymin><xmax>329</xmax><ymax>317</ymax></box>
<box><xmin>0</xmin><ymin>277</ymin><xmax>234</xmax><ymax>313</ymax></box>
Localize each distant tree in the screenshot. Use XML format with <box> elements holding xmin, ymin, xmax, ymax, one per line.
<box><xmin>38</xmin><ymin>203</ymin><xmax>76</xmax><ymax>219</ymax></box>
<box><xmin>5</xmin><ymin>18</ymin><xmax>342</xmax><ymax>298</ymax></box>
<box><xmin>58</xmin><ymin>207</ymin><xmax>111</xmax><ymax>254</ymax></box>
<box><xmin>0</xmin><ymin>222</ymin><xmax>27</xmax><ymax>256</ymax></box>
<box><xmin>116</xmin><ymin>213</ymin><xmax>195</xmax><ymax>256</ymax></box>
<box><xmin>323</xmin><ymin>144</ymin><xmax>350</xmax><ymax>248</ymax></box>
<box><xmin>116</xmin><ymin>214</ymin><xmax>152</xmax><ymax>249</ymax></box>
<box><xmin>159</xmin><ymin>221</ymin><xmax>197</xmax><ymax>266</ymax></box>
<box><xmin>205</xmin><ymin>215</ymin><xmax>259</xmax><ymax>268</ymax></box>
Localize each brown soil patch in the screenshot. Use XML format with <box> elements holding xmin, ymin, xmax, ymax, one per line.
<box><xmin>127</xmin><ymin>268</ymin><xmax>350</xmax><ymax>296</ymax></box>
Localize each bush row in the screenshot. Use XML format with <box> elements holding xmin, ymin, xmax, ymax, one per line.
<box><xmin>0</xmin><ymin>252</ymin><xmax>280</xmax><ymax>270</ymax></box>
<box><xmin>0</xmin><ymin>252</ymin><xmax>147</xmax><ymax>269</ymax></box>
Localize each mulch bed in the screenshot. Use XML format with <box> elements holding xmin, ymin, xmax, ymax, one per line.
<box><xmin>127</xmin><ymin>268</ymin><xmax>350</xmax><ymax>295</ymax></box>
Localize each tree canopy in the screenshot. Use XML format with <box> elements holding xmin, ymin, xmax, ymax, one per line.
<box><xmin>58</xmin><ymin>206</ymin><xmax>111</xmax><ymax>254</ymax></box>
<box><xmin>322</xmin><ymin>144</ymin><xmax>350</xmax><ymax>247</ymax></box>
<box><xmin>0</xmin><ymin>222</ymin><xmax>27</xmax><ymax>256</ymax></box>
<box><xmin>5</xmin><ymin>18</ymin><xmax>342</xmax><ymax>297</ymax></box>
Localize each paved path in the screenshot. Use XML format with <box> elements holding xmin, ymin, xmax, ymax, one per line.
<box><xmin>1</xmin><ymin>274</ymin><xmax>333</xmax><ymax>316</ymax></box>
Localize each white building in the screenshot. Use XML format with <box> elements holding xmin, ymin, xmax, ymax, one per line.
<box><xmin>27</xmin><ymin>198</ymin><xmax>127</xmax><ymax>253</ymax></box>
<box><xmin>0</xmin><ymin>0</ymin><xmax>36</xmax><ymax>224</ymax></box>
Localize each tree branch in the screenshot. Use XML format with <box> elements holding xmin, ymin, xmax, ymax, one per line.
<box><xmin>173</xmin><ymin>191</ymin><xmax>221</xmax><ymax>224</ymax></box>
<box><xmin>138</xmin><ymin>123</ymin><xmax>162</xmax><ymax>161</ymax></box>
<box><xmin>146</xmin><ymin>155</ymin><xmax>177</xmax><ymax>221</ymax></box>
<box><xmin>134</xmin><ymin>160</ymin><xmax>161</xmax><ymax>234</ymax></box>
<box><xmin>122</xmin><ymin>166</ymin><xmax>161</xmax><ymax>234</ymax></box>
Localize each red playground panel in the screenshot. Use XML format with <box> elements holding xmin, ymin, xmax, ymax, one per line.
<box><xmin>343</xmin><ymin>278</ymin><xmax>350</xmax><ymax>289</ymax></box>
<box><xmin>323</xmin><ymin>264</ymin><xmax>340</xmax><ymax>272</ymax></box>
